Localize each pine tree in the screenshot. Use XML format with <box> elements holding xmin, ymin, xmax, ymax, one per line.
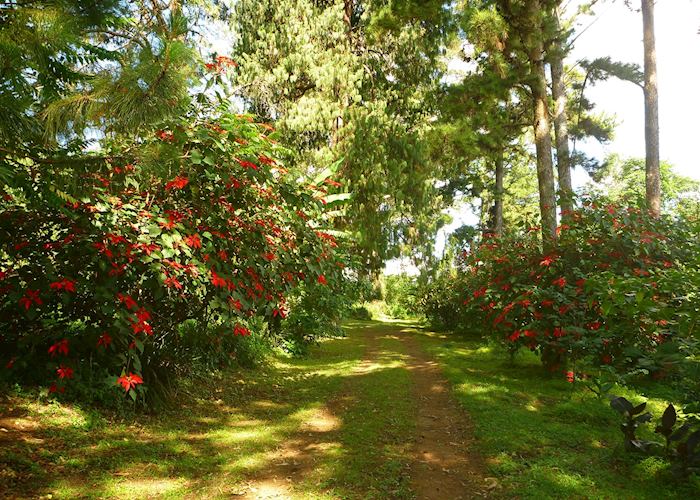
<box><xmin>231</xmin><ymin>0</ymin><xmax>449</xmax><ymax>274</ymax></box>
<box><xmin>641</xmin><ymin>0</ymin><xmax>661</xmax><ymax>216</ymax></box>
<box><xmin>547</xmin><ymin>3</ymin><xmax>574</xmax><ymax>215</ymax></box>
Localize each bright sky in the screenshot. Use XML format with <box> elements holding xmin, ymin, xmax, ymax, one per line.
<box><xmin>392</xmin><ymin>0</ymin><xmax>700</xmax><ymax>274</ymax></box>
<box><xmin>570</xmin><ymin>0</ymin><xmax>700</xmax><ymax>183</ymax></box>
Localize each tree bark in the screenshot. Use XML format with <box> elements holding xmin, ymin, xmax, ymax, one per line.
<box><xmin>330</xmin><ymin>0</ymin><xmax>353</xmax><ymax>148</ymax></box>
<box><xmin>343</xmin><ymin>0</ymin><xmax>353</xmax><ymax>32</ymax></box>
<box><xmin>549</xmin><ymin>6</ymin><xmax>574</xmax><ymax>215</ymax></box>
<box><xmin>642</xmin><ymin>0</ymin><xmax>661</xmax><ymax>216</ymax></box>
<box><xmin>493</xmin><ymin>154</ymin><xmax>504</xmax><ymax>236</ymax></box>
<box><xmin>528</xmin><ymin>1</ymin><xmax>557</xmax><ymax>247</ymax></box>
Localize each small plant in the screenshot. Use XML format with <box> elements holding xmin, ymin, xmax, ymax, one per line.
<box><xmin>609</xmin><ymin>396</ymin><xmax>654</xmax><ymax>452</ymax></box>
<box><xmin>654</xmin><ymin>403</ymin><xmax>700</xmax><ymax>477</ymax></box>
<box><xmin>584</xmin><ymin>367</ymin><xmax>620</xmax><ymax>399</ymax></box>
<box><xmin>655</xmin><ymin>404</ymin><xmax>691</xmax><ymax>453</ymax></box>
<box><xmin>610</xmin><ymin>397</ymin><xmax>700</xmax><ymax>478</ymax></box>
<box><xmin>673</xmin><ymin>428</ymin><xmax>700</xmax><ymax>477</ymax></box>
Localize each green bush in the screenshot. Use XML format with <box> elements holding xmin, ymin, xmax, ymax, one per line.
<box><xmin>421</xmin><ymin>197</ymin><xmax>700</xmax><ymax>382</ymax></box>
<box><xmin>420</xmin><ymin>271</ymin><xmax>468</xmax><ymax>332</ymax></box>
<box><xmin>349</xmin><ymin>305</ymin><xmax>373</xmax><ymax>320</ymax></box>
<box><xmin>383</xmin><ymin>274</ymin><xmax>421</xmax><ymax>319</ymax></box>
<box><xmin>0</xmin><ymin>92</ymin><xmax>344</xmax><ymax>403</ymax></box>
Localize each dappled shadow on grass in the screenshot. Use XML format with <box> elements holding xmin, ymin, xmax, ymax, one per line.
<box><xmin>0</xmin><ymin>324</ymin><xmax>419</xmax><ymax>499</ymax></box>
<box><xmin>410</xmin><ymin>325</ymin><xmax>699</xmax><ymax>499</ymax></box>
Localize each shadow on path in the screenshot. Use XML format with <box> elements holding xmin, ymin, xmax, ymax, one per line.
<box><xmin>0</xmin><ymin>321</ymin><xmax>489</xmax><ymax>499</ymax></box>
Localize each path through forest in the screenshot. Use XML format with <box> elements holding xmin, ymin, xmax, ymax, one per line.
<box><xmin>0</xmin><ymin>322</ymin><xmax>492</xmax><ymax>499</ymax></box>
<box><xmin>240</xmin><ymin>322</ymin><xmax>489</xmax><ymax>499</ymax></box>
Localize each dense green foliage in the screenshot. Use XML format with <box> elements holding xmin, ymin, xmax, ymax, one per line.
<box><xmin>0</xmin><ymin>2</ymin><xmax>345</xmax><ymax>403</ymax></box>
<box><xmin>0</xmin><ymin>94</ymin><xmax>343</xmax><ymax>401</ymax></box>
<box><xmin>1</xmin><ymin>0</ymin><xmax>698</xmax><ymax>491</ymax></box>
<box><xmin>422</xmin><ymin>199</ymin><xmax>700</xmax><ymax>422</ymax></box>
<box><xmin>231</xmin><ymin>0</ymin><xmax>449</xmax><ymax>273</ymax></box>
<box><xmin>382</xmin><ymin>275</ymin><xmax>422</xmax><ymax>319</ymax></box>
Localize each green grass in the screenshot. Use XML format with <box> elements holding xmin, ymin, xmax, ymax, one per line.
<box><xmin>0</xmin><ymin>321</ymin><xmax>414</xmax><ymax>499</ymax></box>
<box><xmin>3</xmin><ymin>320</ymin><xmax>696</xmax><ymax>499</ymax></box>
<box><xmin>303</xmin><ymin>323</ymin><xmax>415</xmax><ymax>498</ymax></box>
<box><xmin>414</xmin><ymin>328</ymin><xmax>700</xmax><ymax>499</ymax></box>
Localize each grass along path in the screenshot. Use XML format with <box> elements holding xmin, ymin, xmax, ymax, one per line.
<box><xmin>414</xmin><ymin>327</ymin><xmax>700</xmax><ymax>499</ymax></box>
<box><xmin>0</xmin><ymin>321</ymin><xmax>488</xmax><ymax>499</ymax></box>
<box><xmin>6</xmin><ymin>320</ymin><xmax>693</xmax><ymax>499</ymax></box>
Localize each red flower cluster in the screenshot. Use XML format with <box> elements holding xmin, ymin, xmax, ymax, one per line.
<box><xmin>183</xmin><ymin>234</ymin><xmax>201</xmax><ymax>249</ymax></box>
<box><xmin>49</xmin><ymin>339</ymin><xmax>70</xmax><ymax>357</ymax></box>
<box><xmin>165</xmin><ymin>176</ymin><xmax>189</xmax><ymax>190</ymax></box>
<box><xmin>19</xmin><ymin>289</ymin><xmax>42</xmax><ymax>310</ymax></box>
<box><xmin>1</xmin><ymin>109</ymin><xmax>342</xmax><ymax>401</ymax></box>
<box><xmin>233</xmin><ymin>324</ymin><xmax>250</xmax><ymax>336</ymax></box>
<box><xmin>205</xmin><ymin>55</ymin><xmax>237</xmax><ymax>73</ymax></box>
<box><xmin>117</xmin><ymin>372</ymin><xmax>143</xmax><ymax>392</ymax></box>
<box><xmin>97</xmin><ymin>332</ymin><xmax>112</xmax><ymax>348</ymax></box>
<box><xmin>49</xmin><ymin>278</ymin><xmax>76</xmax><ymax>293</ymax></box>
<box><xmin>442</xmin><ymin>197</ymin><xmax>690</xmax><ymax>377</ymax></box>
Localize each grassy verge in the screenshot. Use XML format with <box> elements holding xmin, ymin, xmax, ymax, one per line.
<box><xmin>0</xmin><ymin>321</ymin><xmax>414</xmax><ymax>499</ymax></box>
<box><xmin>415</xmin><ymin>328</ymin><xmax>700</xmax><ymax>499</ymax></box>
<box><xmin>303</xmin><ymin>321</ymin><xmax>415</xmax><ymax>498</ymax></box>
<box><xmin>1</xmin><ymin>337</ymin><xmax>360</xmax><ymax>498</ymax></box>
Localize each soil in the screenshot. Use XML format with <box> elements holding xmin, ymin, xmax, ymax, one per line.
<box><xmin>0</xmin><ymin>324</ymin><xmax>490</xmax><ymax>499</ymax></box>
<box><xmin>398</xmin><ymin>327</ymin><xmax>490</xmax><ymax>499</ymax></box>
<box><xmin>240</xmin><ymin>324</ymin><xmax>490</xmax><ymax>499</ymax></box>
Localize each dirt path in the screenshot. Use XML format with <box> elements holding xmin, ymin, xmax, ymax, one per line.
<box><xmin>241</xmin><ymin>323</ymin><xmax>489</xmax><ymax>499</ymax></box>
<box><xmin>397</xmin><ymin>327</ymin><xmax>489</xmax><ymax>499</ymax></box>
<box><xmin>239</xmin><ymin>325</ymin><xmax>381</xmax><ymax>499</ymax></box>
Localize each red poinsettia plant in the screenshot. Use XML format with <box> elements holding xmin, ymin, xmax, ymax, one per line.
<box><xmin>0</xmin><ymin>101</ymin><xmax>345</xmax><ymax>401</ymax></box>
<box><xmin>426</xmin><ymin>197</ymin><xmax>699</xmax><ymax>382</ymax></box>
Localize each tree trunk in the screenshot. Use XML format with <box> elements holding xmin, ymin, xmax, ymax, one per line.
<box><xmin>642</xmin><ymin>0</ymin><xmax>661</xmax><ymax>216</ymax></box>
<box><xmin>549</xmin><ymin>6</ymin><xmax>574</xmax><ymax>215</ymax></box>
<box><xmin>493</xmin><ymin>154</ymin><xmax>504</xmax><ymax>236</ymax></box>
<box><xmin>343</xmin><ymin>0</ymin><xmax>353</xmax><ymax>32</ymax></box>
<box><xmin>330</xmin><ymin>0</ymin><xmax>353</xmax><ymax>149</ymax></box>
<box><xmin>528</xmin><ymin>2</ymin><xmax>557</xmax><ymax>247</ymax></box>
<box><xmin>479</xmin><ymin>195</ymin><xmax>489</xmax><ymax>233</ymax></box>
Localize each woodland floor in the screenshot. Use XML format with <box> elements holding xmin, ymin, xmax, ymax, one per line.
<box><xmin>1</xmin><ymin>321</ymin><xmax>697</xmax><ymax>499</ymax></box>
<box><xmin>0</xmin><ymin>321</ymin><xmax>491</xmax><ymax>499</ymax></box>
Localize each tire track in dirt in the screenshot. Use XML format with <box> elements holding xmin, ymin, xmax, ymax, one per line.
<box><xmin>393</xmin><ymin>326</ymin><xmax>491</xmax><ymax>499</ymax></box>
<box><xmin>239</xmin><ymin>326</ymin><xmax>383</xmax><ymax>499</ymax></box>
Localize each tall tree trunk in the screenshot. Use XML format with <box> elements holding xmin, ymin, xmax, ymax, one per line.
<box><xmin>479</xmin><ymin>195</ymin><xmax>489</xmax><ymax>232</ymax></box>
<box><xmin>549</xmin><ymin>6</ymin><xmax>574</xmax><ymax>215</ymax></box>
<box><xmin>528</xmin><ymin>2</ymin><xmax>557</xmax><ymax>247</ymax></box>
<box><xmin>343</xmin><ymin>0</ymin><xmax>353</xmax><ymax>32</ymax></box>
<box><xmin>330</xmin><ymin>0</ymin><xmax>353</xmax><ymax>148</ymax></box>
<box><xmin>642</xmin><ymin>0</ymin><xmax>661</xmax><ymax>216</ymax></box>
<box><xmin>493</xmin><ymin>154</ymin><xmax>504</xmax><ymax>236</ymax></box>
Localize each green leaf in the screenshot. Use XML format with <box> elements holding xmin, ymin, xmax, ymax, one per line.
<box><xmin>661</xmin><ymin>404</ymin><xmax>677</xmax><ymax>429</ymax></box>
<box><xmin>311</xmin><ymin>159</ymin><xmax>342</xmax><ymax>185</ymax></box>
<box><xmin>323</xmin><ymin>193</ymin><xmax>352</xmax><ymax>204</ymax></box>
<box><xmin>191</xmin><ymin>149</ymin><xmax>204</xmax><ymax>164</ymax></box>
<box><xmin>611</xmin><ymin>396</ymin><xmax>633</xmax><ymax>414</ymax></box>
<box><xmin>631</xmin><ymin>402</ymin><xmax>647</xmax><ymax>416</ymax></box>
